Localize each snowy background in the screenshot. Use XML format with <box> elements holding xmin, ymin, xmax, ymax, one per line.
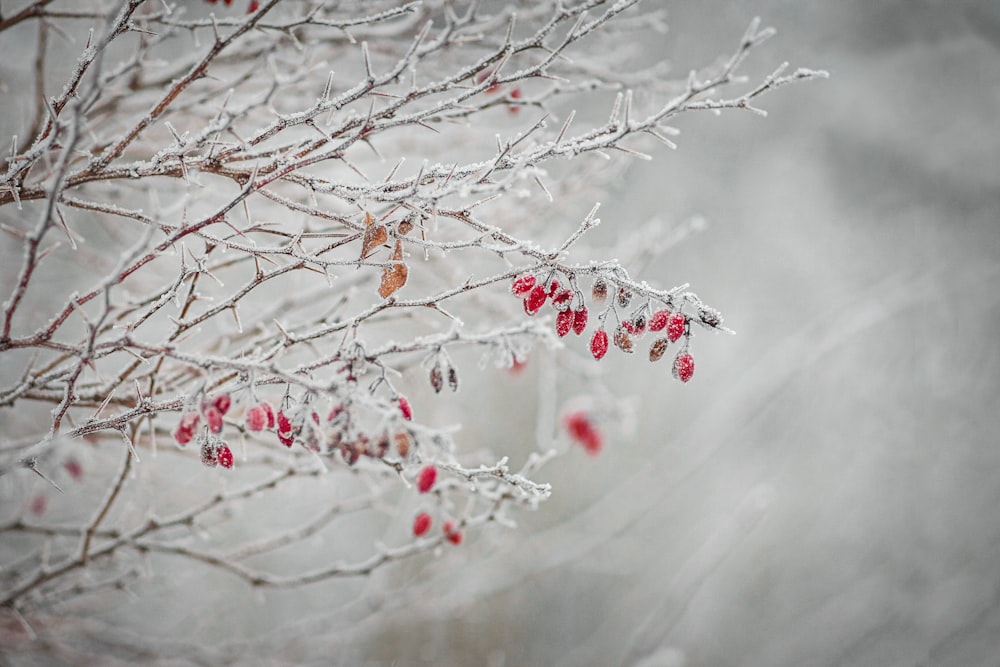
<box><xmin>363</xmin><ymin>2</ymin><xmax>1000</xmax><ymax>665</ymax></box>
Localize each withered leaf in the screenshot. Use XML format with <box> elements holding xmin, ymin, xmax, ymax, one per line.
<box><xmin>360</xmin><ymin>213</ymin><xmax>388</xmax><ymax>260</ymax></box>
<box><xmin>378</xmin><ymin>239</ymin><xmax>408</xmax><ymax>298</ymax></box>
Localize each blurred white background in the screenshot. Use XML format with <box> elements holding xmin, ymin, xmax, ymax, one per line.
<box><xmin>340</xmin><ymin>2</ymin><xmax>1000</xmax><ymax>665</ymax></box>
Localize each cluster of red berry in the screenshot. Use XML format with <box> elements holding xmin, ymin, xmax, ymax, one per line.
<box><xmin>410</xmin><ymin>465</ymin><xmax>463</xmax><ymax>544</ymax></box>
<box><xmin>174</xmin><ymin>392</ymin><xmax>417</xmax><ymax>471</ymax></box>
<box><xmin>513</xmin><ymin>274</ymin><xmax>697</xmax><ymax>383</ymax></box>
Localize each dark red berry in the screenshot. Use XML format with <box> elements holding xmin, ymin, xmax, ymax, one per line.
<box><xmin>673</xmin><ymin>352</ymin><xmax>695</xmax><ymax>382</ymax></box>
<box><xmin>213</xmin><ymin>394</ymin><xmax>232</xmax><ymax>415</ymax></box>
<box><xmin>649</xmin><ymin>309</ymin><xmax>671</xmax><ymax>332</ymax></box>
<box><xmin>511</xmin><ymin>274</ymin><xmax>536</xmax><ymax>297</ymax></box>
<box><xmin>666</xmin><ymin>313</ymin><xmax>686</xmax><ymax>342</ymax></box>
<box><xmin>204</xmin><ymin>406</ymin><xmax>223</xmax><ymax>434</ymax></box>
<box><xmin>572</xmin><ymin>306</ymin><xmax>588</xmax><ymax>335</ymax></box>
<box><xmin>556</xmin><ymin>309</ymin><xmax>573</xmax><ymax>337</ymax></box>
<box><xmin>443</xmin><ymin>520</ymin><xmax>463</xmax><ymax>545</ymax></box>
<box><xmin>398</xmin><ymin>396</ymin><xmax>412</xmax><ymax>420</ymax></box>
<box><xmin>217</xmin><ymin>444</ymin><xmax>234</xmax><ymax>468</ymax></box>
<box><xmin>524</xmin><ymin>285</ymin><xmax>547</xmax><ymax>315</ymax></box>
<box><xmin>590</xmin><ymin>329</ymin><xmax>609</xmax><ymax>360</ymax></box>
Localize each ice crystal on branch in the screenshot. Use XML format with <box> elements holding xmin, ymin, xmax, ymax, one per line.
<box><xmin>0</xmin><ymin>0</ymin><xmax>824</xmax><ymax>636</ymax></box>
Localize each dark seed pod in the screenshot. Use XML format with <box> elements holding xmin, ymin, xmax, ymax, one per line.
<box><xmin>430</xmin><ymin>364</ymin><xmax>444</xmax><ymax>393</ymax></box>
<box><xmin>447</xmin><ymin>367</ymin><xmax>459</xmax><ymax>392</ymax></box>
<box><xmin>649</xmin><ymin>337</ymin><xmax>669</xmax><ymax>362</ymax></box>
<box><xmin>617</xmin><ymin>287</ymin><xmax>632</xmax><ymax>308</ymax></box>
<box><xmin>199</xmin><ymin>438</ymin><xmax>218</xmax><ymax>467</ymax></box>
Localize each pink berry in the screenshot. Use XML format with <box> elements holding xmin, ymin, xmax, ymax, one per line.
<box><xmin>443</xmin><ymin>520</ymin><xmax>463</xmax><ymax>545</ymax></box>
<box><xmin>572</xmin><ymin>306</ymin><xmax>588</xmax><ymax>335</ymax></box>
<box><xmin>416</xmin><ymin>465</ymin><xmax>437</xmax><ymax>493</ymax></box>
<box><xmin>555</xmin><ymin>309</ymin><xmax>573</xmax><ymax>337</ymax></box>
<box><xmin>673</xmin><ymin>352</ymin><xmax>695</xmax><ymax>383</ymax></box>
<box><xmin>523</xmin><ymin>285</ymin><xmax>547</xmax><ymax>315</ymax></box>
<box><xmin>63</xmin><ymin>458</ymin><xmax>83</xmax><ymax>481</ymax></box>
<box><xmin>204</xmin><ymin>406</ymin><xmax>223</xmax><ymax>434</ymax></box>
<box><xmin>261</xmin><ymin>402</ymin><xmax>275</xmax><ymax>429</ymax></box>
<box><xmin>217</xmin><ymin>444</ymin><xmax>234</xmax><ymax>469</ymax></box>
<box><xmin>413</xmin><ymin>512</ymin><xmax>432</xmax><ymax>537</ymax></box>
<box><xmin>666</xmin><ymin>313</ymin><xmax>686</xmax><ymax>343</ymax></box>
<box><xmin>649</xmin><ymin>309</ymin><xmax>671</xmax><ymax>332</ymax></box>
<box><xmin>30</xmin><ymin>493</ymin><xmax>46</xmax><ymax>516</ymax></box>
<box><xmin>246</xmin><ymin>405</ymin><xmax>267</xmax><ymax>432</ymax></box>
<box><xmin>212</xmin><ymin>394</ymin><xmax>232</xmax><ymax>415</ymax></box>
<box><xmin>590</xmin><ymin>329</ymin><xmax>609</xmax><ymax>360</ymax></box>
<box><xmin>398</xmin><ymin>396</ymin><xmax>412</xmax><ymax>421</ymax></box>
<box><xmin>511</xmin><ymin>274</ymin><xmax>536</xmax><ymax>297</ymax></box>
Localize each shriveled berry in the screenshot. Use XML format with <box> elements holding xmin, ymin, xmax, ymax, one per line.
<box><xmin>649</xmin><ymin>309</ymin><xmax>671</xmax><ymax>332</ymax></box>
<box><xmin>617</xmin><ymin>287</ymin><xmax>632</xmax><ymax>308</ymax></box>
<box><xmin>413</xmin><ymin>512</ymin><xmax>432</xmax><ymax>537</ymax></box>
<box><xmin>592</xmin><ymin>278</ymin><xmax>608</xmax><ymax>303</ymax></box>
<box><xmin>673</xmin><ymin>352</ymin><xmax>695</xmax><ymax>382</ymax></box>
<box><xmin>547</xmin><ymin>280</ymin><xmax>560</xmax><ymax>296</ymax></box>
<box><xmin>572</xmin><ymin>306</ymin><xmax>588</xmax><ymax>335</ymax></box>
<box><xmin>613</xmin><ymin>326</ymin><xmax>634</xmax><ymax>353</ymax></box>
<box><xmin>447</xmin><ymin>367</ymin><xmax>459</xmax><ymax>392</ymax></box>
<box><xmin>523</xmin><ymin>285</ymin><xmax>547</xmax><ymax>315</ymax></box>
<box><xmin>416</xmin><ymin>465</ymin><xmax>437</xmax><ymax>493</ymax></box>
<box><xmin>649</xmin><ymin>338</ymin><xmax>669</xmax><ymax>362</ymax></box>
<box><xmin>631</xmin><ymin>314</ymin><xmax>647</xmax><ymax>337</ymax></box>
<box><xmin>217</xmin><ymin>444</ymin><xmax>234</xmax><ymax>469</ymax></box>
<box><xmin>430</xmin><ymin>364</ymin><xmax>444</xmax><ymax>393</ymax></box>
<box><xmin>398</xmin><ymin>396</ymin><xmax>413</xmax><ymax>420</ymax></box>
<box><xmin>200</xmin><ymin>439</ymin><xmax>218</xmax><ymax>467</ymax></box>
<box><xmin>246</xmin><ymin>404</ymin><xmax>268</xmax><ymax>432</ymax></box>
<box><xmin>443</xmin><ymin>520</ymin><xmax>463</xmax><ymax>545</ymax></box>
<box><xmin>511</xmin><ymin>274</ymin><xmax>536</xmax><ymax>297</ymax></box>
<box><xmin>556</xmin><ymin>309</ymin><xmax>573</xmax><ymax>337</ymax></box>
<box><xmin>395</xmin><ymin>431</ymin><xmax>412</xmax><ymax>458</ymax></box>
<box><xmin>699</xmin><ymin>307</ymin><xmax>722</xmax><ymax>328</ymax></box>
<box><xmin>590</xmin><ymin>329</ymin><xmax>609</xmax><ymax>360</ymax></box>
<box><xmin>666</xmin><ymin>313</ymin><xmax>686</xmax><ymax>342</ymax></box>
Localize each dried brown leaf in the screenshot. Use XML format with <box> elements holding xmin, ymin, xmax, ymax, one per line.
<box><xmin>378</xmin><ymin>240</ymin><xmax>408</xmax><ymax>298</ymax></box>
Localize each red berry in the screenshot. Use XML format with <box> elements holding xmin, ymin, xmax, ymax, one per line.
<box><xmin>248</xmin><ymin>0</ymin><xmax>260</xmax><ymax>11</ymax></box>
<box><xmin>555</xmin><ymin>309</ymin><xmax>573</xmax><ymax>337</ymax></box>
<box><xmin>551</xmin><ymin>289</ymin><xmax>573</xmax><ymax>310</ymax></box>
<box><xmin>443</xmin><ymin>520</ymin><xmax>463</xmax><ymax>545</ymax></box>
<box><xmin>416</xmin><ymin>465</ymin><xmax>437</xmax><ymax>493</ymax></box>
<box><xmin>278</xmin><ymin>432</ymin><xmax>294</xmax><ymax>447</ymax></box>
<box><xmin>563</xmin><ymin>411</ymin><xmax>603</xmax><ymax>455</ymax></box>
<box><xmin>673</xmin><ymin>352</ymin><xmax>695</xmax><ymax>383</ymax></box>
<box><xmin>262</xmin><ymin>402</ymin><xmax>275</xmax><ymax>429</ymax></box>
<box><xmin>523</xmin><ymin>285</ymin><xmax>547</xmax><ymax>315</ymax></box>
<box><xmin>398</xmin><ymin>396</ymin><xmax>412</xmax><ymax>420</ymax></box>
<box><xmin>666</xmin><ymin>313</ymin><xmax>686</xmax><ymax>343</ymax></box>
<box><xmin>511</xmin><ymin>274</ymin><xmax>536</xmax><ymax>297</ymax></box>
<box><xmin>246</xmin><ymin>405</ymin><xmax>267</xmax><ymax>432</ymax></box>
<box><xmin>572</xmin><ymin>306</ymin><xmax>588</xmax><ymax>335</ymax></box>
<box><xmin>413</xmin><ymin>512</ymin><xmax>432</xmax><ymax>537</ymax></box>
<box><xmin>590</xmin><ymin>329</ymin><xmax>609</xmax><ymax>360</ymax></box>
<box><xmin>212</xmin><ymin>394</ymin><xmax>232</xmax><ymax>415</ymax></box>
<box><xmin>649</xmin><ymin>309</ymin><xmax>671</xmax><ymax>332</ymax></box>
<box><xmin>276</xmin><ymin>410</ymin><xmax>292</xmax><ymax>435</ymax></box>
<box><xmin>174</xmin><ymin>411</ymin><xmax>200</xmax><ymax>445</ymax></box>
<box><xmin>217</xmin><ymin>444</ymin><xmax>234</xmax><ymax>469</ymax></box>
